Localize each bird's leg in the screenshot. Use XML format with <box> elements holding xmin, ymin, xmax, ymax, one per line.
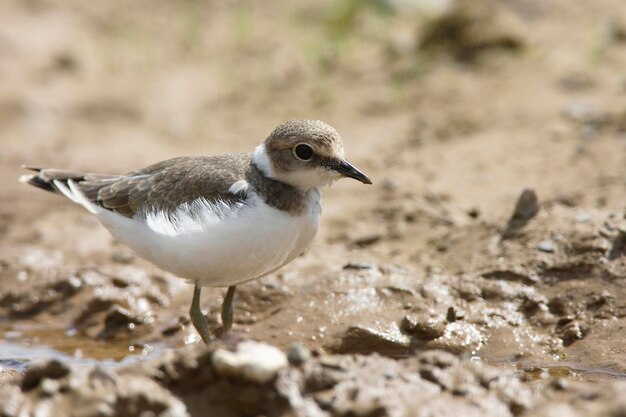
<box><xmin>221</xmin><ymin>286</ymin><xmax>237</xmax><ymax>333</ymax></box>
<box><xmin>190</xmin><ymin>281</ymin><xmax>211</xmax><ymax>344</ymax></box>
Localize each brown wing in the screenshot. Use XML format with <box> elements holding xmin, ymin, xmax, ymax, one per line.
<box><xmin>22</xmin><ymin>154</ymin><xmax>252</xmax><ymax>218</ymax></box>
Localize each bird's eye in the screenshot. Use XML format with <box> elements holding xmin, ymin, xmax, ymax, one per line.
<box><xmin>293</xmin><ymin>143</ymin><xmax>314</xmax><ymax>161</ymax></box>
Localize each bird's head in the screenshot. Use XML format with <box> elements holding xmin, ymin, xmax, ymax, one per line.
<box><xmin>253</xmin><ymin>119</ymin><xmax>372</xmax><ymax>190</ymax></box>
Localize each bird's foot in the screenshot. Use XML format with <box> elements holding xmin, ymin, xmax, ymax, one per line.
<box><xmin>190</xmin><ymin>309</ymin><xmax>211</xmax><ymax>345</ymax></box>
<box><xmin>216</xmin><ymin>327</ymin><xmax>246</xmax><ymax>346</ymax></box>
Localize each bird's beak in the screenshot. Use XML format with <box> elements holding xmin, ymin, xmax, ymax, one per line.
<box><xmin>333</xmin><ymin>160</ymin><xmax>372</xmax><ymax>184</ymax></box>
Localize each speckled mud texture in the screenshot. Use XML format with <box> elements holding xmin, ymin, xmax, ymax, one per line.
<box><xmin>2</xmin><ymin>342</ymin><xmax>626</xmax><ymax>417</ymax></box>
<box><xmin>1</xmin><ymin>0</ymin><xmax>626</xmax><ymax>416</ymax></box>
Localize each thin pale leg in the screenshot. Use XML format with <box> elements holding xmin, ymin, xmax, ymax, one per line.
<box><xmin>221</xmin><ymin>286</ymin><xmax>237</xmax><ymax>332</ymax></box>
<box><xmin>190</xmin><ymin>281</ymin><xmax>211</xmax><ymax>344</ymax></box>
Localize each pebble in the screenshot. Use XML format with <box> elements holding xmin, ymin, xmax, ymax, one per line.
<box><xmin>40</xmin><ymin>379</ymin><xmax>60</xmax><ymax>398</ymax></box>
<box><xmin>400</xmin><ymin>315</ymin><xmax>419</xmax><ymax>334</ymax></box>
<box><xmin>287</xmin><ymin>343</ymin><xmax>311</xmax><ymax>366</ymax></box>
<box><xmin>336</xmin><ymin>325</ymin><xmax>410</xmax><ymax>358</ymax></box>
<box><xmin>212</xmin><ymin>341</ymin><xmax>288</xmax><ymax>384</ymax></box>
<box><xmin>501</xmin><ymin>189</ymin><xmax>539</xmax><ymax>239</ymax></box>
<box><xmin>513</xmin><ymin>189</ymin><xmax>539</xmax><ymax>220</ymax></box>
<box><xmin>537</xmin><ymin>240</ymin><xmax>556</xmax><ymax>253</ymax></box>
<box><xmin>466</xmin><ymin>207</ymin><xmax>481</xmax><ymax>219</ymax></box>
<box><xmin>343</xmin><ymin>262</ymin><xmax>374</xmax><ymax>271</ymax></box>
<box><xmin>574</xmin><ymin>210</ymin><xmax>592</xmax><ymax>223</ymax></box>
<box><xmin>400</xmin><ymin>314</ymin><xmax>446</xmax><ymax>340</ymax></box>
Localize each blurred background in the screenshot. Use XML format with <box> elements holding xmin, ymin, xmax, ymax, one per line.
<box><xmin>1</xmin><ymin>0</ymin><xmax>626</xmax><ymax>393</ymax></box>
<box><xmin>1</xmin><ymin>0</ymin><xmax>625</xmax><ymax>211</ymax></box>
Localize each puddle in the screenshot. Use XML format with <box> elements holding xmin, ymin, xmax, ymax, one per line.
<box><xmin>514</xmin><ymin>361</ymin><xmax>626</xmax><ymax>381</ymax></box>
<box><xmin>0</xmin><ymin>324</ymin><xmax>166</xmax><ymax>371</ymax></box>
<box><xmin>0</xmin><ymin>340</ymin><xmax>165</xmax><ymax>372</ymax></box>
<box><xmin>483</xmin><ymin>356</ymin><xmax>626</xmax><ymax>382</ymax></box>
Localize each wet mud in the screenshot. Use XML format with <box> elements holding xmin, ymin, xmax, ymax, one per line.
<box><xmin>2</xmin><ymin>341</ymin><xmax>626</xmax><ymax>417</ymax></box>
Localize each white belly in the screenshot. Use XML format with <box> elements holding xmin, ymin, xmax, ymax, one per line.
<box><xmin>94</xmin><ymin>191</ymin><xmax>321</xmax><ymax>286</ymax></box>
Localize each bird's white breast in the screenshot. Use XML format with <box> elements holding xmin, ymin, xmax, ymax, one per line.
<box><xmin>94</xmin><ymin>190</ymin><xmax>322</xmax><ymax>287</ymax></box>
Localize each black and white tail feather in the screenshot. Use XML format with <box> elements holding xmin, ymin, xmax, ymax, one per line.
<box><xmin>19</xmin><ymin>166</ymin><xmax>115</xmax><ymax>214</ymax></box>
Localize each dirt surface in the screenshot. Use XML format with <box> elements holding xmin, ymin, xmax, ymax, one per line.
<box><xmin>3</xmin><ymin>341</ymin><xmax>626</xmax><ymax>417</ymax></box>
<box><xmin>1</xmin><ymin>0</ymin><xmax>626</xmax><ymax>416</ymax></box>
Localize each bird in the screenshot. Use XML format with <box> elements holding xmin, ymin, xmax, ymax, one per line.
<box><xmin>20</xmin><ymin>119</ymin><xmax>372</xmax><ymax>344</ymax></box>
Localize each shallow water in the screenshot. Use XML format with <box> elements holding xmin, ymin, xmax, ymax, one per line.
<box><xmin>483</xmin><ymin>356</ymin><xmax>626</xmax><ymax>382</ymax></box>
<box><xmin>5</xmin><ymin>324</ymin><xmax>625</xmax><ymax>385</ymax></box>
<box><xmin>0</xmin><ymin>325</ymin><xmax>164</xmax><ymax>371</ymax></box>
<box><xmin>516</xmin><ymin>362</ymin><xmax>626</xmax><ymax>381</ymax></box>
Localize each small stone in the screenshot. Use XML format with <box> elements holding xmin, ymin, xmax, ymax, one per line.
<box><xmin>400</xmin><ymin>315</ymin><xmax>419</xmax><ymax>334</ymax></box>
<box><xmin>401</xmin><ymin>314</ymin><xmax>446</xmax><ymax>340</ymax></box>
<box><xmin>537</xmin><ymin>240</ymin><xmax>556</xmax><ymax>253</ymax></box>
<box><xmin>574</xmin><ymin>210</ymin><xmax>592</xmax><ymax>223</ymax></box>
<box><xmin>446</xmin><ymin>306</ymin><xmax>463</xmax><ymax>322</ymax></box>
<box><xmin>39</xmin><ymin>378</ymin><xmax>60</xmax><ymax>398</ymax></box>
<box><xmin>287</xmin><ymin>343</ymin><xmax>311</xmax><ymax>366</ymax></box>
<box><xmin>501</xmin><ymin>189</ymin><xmax>539</xmax><ymax>239</ymax></box>
<box><xmin>335</xmin><ymin>325</ymin><xmax>410</xmax><ymax>358</ymax></box>
<box><xmin>212</xmin><ymin>341</ymin><xmax>287</xmax><ymax>384</ymax></box>
<box><xmin>343</xmin><ymin>262</ymin><xmax>374</xmax><ymax>271</ymax></box>
<box><xmin>466</xmin><ymin>207</ymin><xmax>480</xmax><ymax>219</ymax></box>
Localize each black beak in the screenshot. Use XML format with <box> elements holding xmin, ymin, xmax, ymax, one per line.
<box><xmin>333</xmin><ymin>160</ymin><xmax>372</xmax><ymax>184</ymax></box>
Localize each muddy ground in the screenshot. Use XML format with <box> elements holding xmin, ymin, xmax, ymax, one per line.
<box><xmin>1</xmin><ymin>0</ymin><xmax>626</xmax><ymax>416</ymax></box>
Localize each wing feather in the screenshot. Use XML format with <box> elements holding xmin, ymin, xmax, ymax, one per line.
<box><xmin>21</xmin><ymin>154</ymin><xmax>252</xmax><ymax>218</ymax></box>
